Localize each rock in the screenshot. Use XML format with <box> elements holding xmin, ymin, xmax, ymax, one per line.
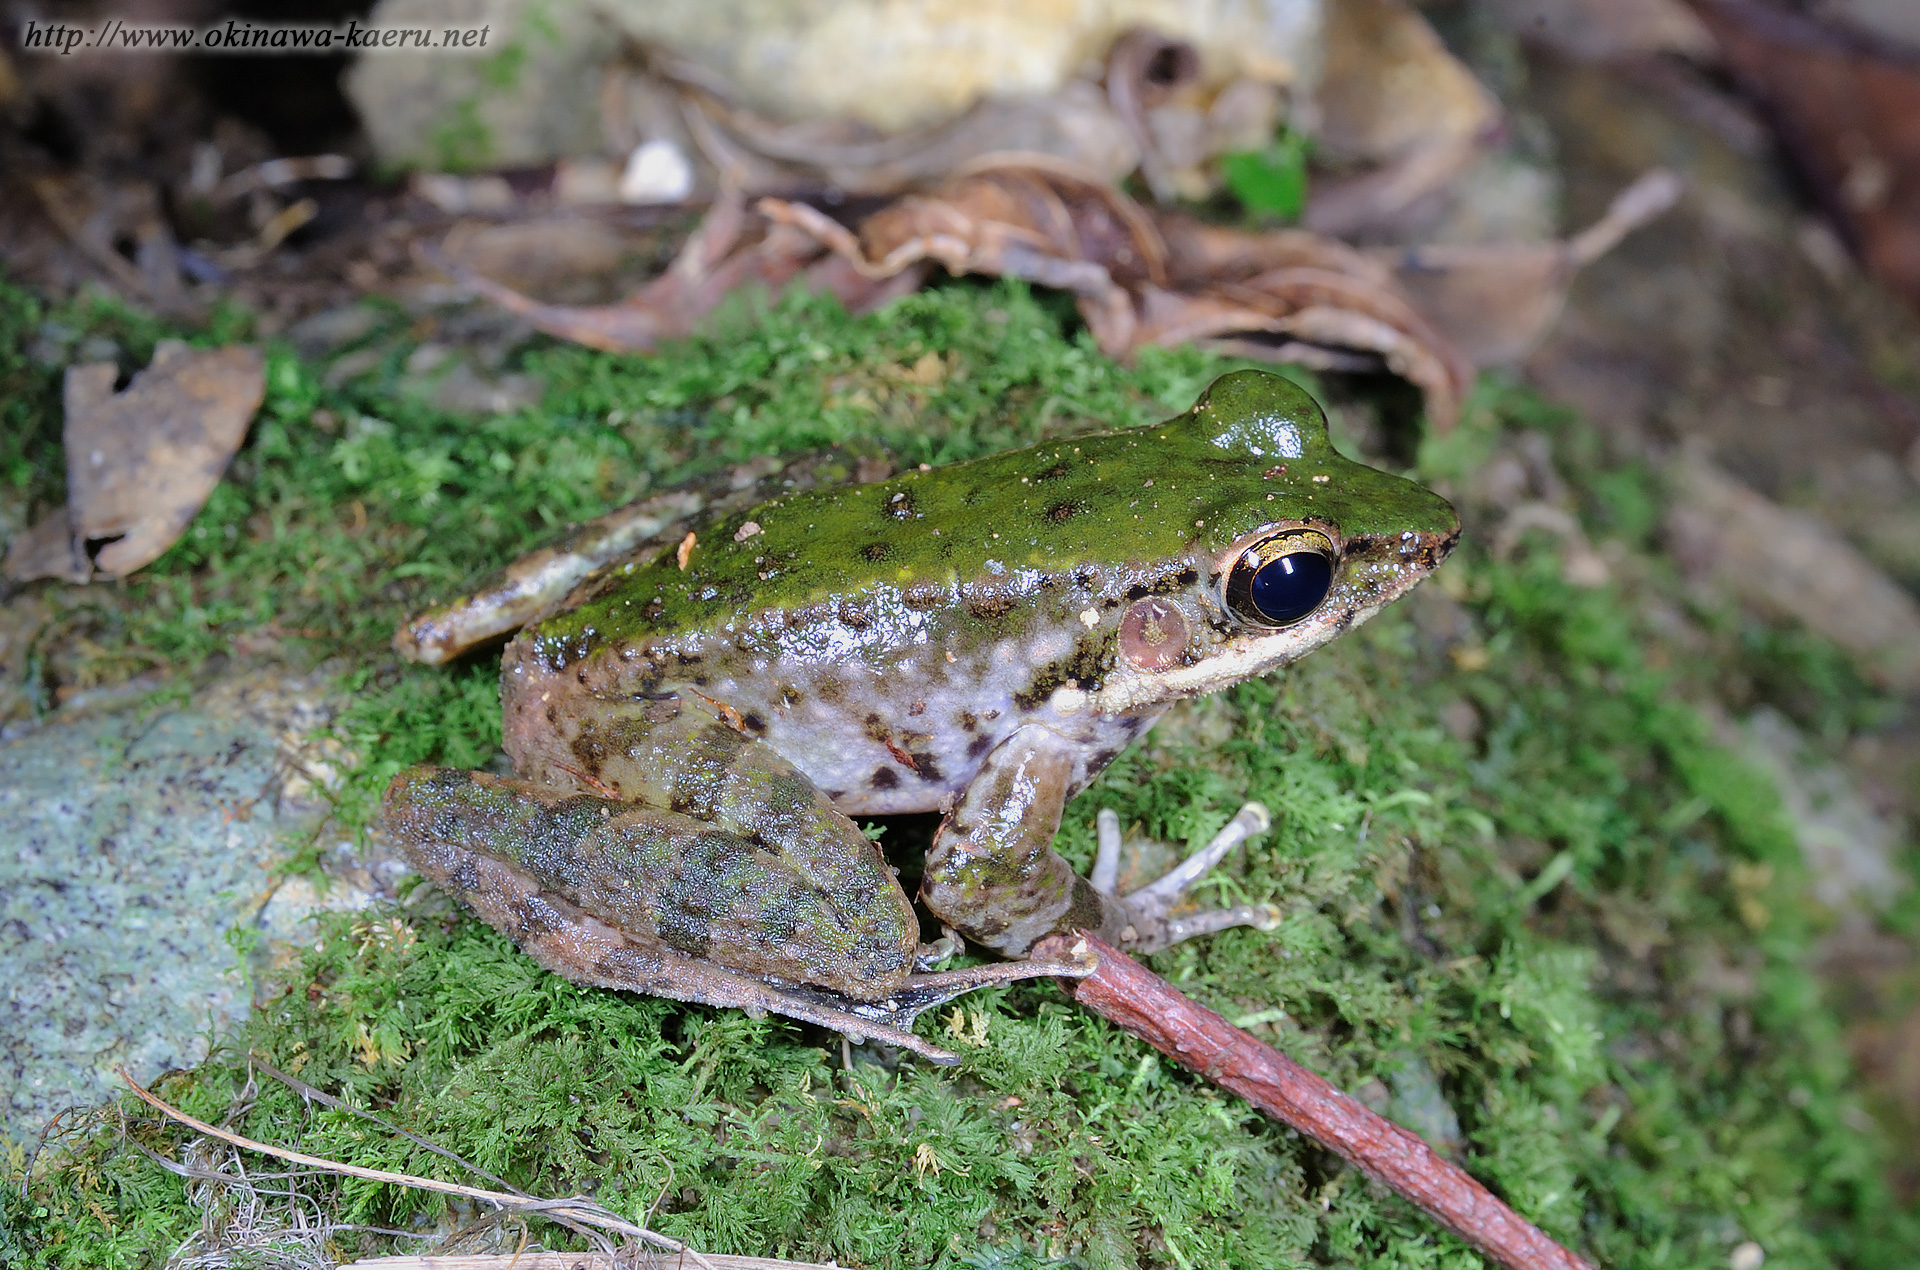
<box><xmin>0</xmin><ymin>666</ymin><xmax>370</xmax><ymax>1145</ymax></box>
<box><xmin>1665</xmin><ymin>456</ymin><xmax>1920</xmax><ymax>692</ymax></box>
<box><xmin>1383</xmin><ymin>1049</ymin><xmax>1463</xmax><ymax>1154</ymax></box>
<box><xmin>1486</xmin><ymin>0</ymin><xmax>1715</xmax><ymax>63</ymax></box>
<box><xmin>345</xmin><ymin>0</ymin><xmax>1319</xmax><ymax>168</ymax></box>
<box><xmin>1735</xmin><ymin>707</ymin><xmax>1904</xmax><ymax>916</ymax></box>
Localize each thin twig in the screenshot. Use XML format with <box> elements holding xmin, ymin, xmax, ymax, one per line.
<box><xmin>338</xmin><ymin>1255</ymin><xmax>838</xmax><ymax>1270</ymax></box>
<box><xmin>247</xmin><ymin>1053</ymin><xmax>524</xmax><ymax>1196</ymax></box>
<box><xmin>29</xmin><ymin>178</ymin><xmax>204</xmax><ymax>319</ymax></box>
<box><xmin>116</xmin><ymin>1070</ymin><xmax>715</xmax><ymax>1270</ymax></box>
<box><xmin>1031</xmin><ymin>933</ymin><xmax>1596</xmax><ymax>1270</ymax></box>
<box><xmin>19</xmin><ymin>1104</ymin><xmax>80</xmax><ymax>1196</ymax></box>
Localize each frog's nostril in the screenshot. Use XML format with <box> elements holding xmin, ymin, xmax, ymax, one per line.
<box><xmin>1121</xmin><ymin>598</ymin><xmax>1188</xmax><ymax>670</ymax></box>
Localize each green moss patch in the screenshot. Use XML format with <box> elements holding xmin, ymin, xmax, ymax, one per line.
<box><xmin>2</xmin><ymin>279</ymin><xmax>1916</xmax><ymax>1268</ymax></box>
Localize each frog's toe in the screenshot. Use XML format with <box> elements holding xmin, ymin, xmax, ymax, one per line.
<box><xmin>766</xmin><ymin>951</ymin><xmax>1094</xmax><ymax>1048</ymax></box>
<box><xmin>1106</xmin><ymin>801</ymin><xmax>1281</xmax><ymax>954</ymax></box>
<box><xmin>914</xmin><ymin>926</ymin><xmax>966</xmax><ymax>971</ymax></box>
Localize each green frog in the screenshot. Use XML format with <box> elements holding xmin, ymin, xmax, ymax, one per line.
<box><xmin>385</xmin><ymin>370</ymin><xmax>1458</xmax><ymax>1063</ymax></box>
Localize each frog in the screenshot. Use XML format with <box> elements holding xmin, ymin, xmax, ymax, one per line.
<box><xmin>384</xmin><ymin>369</ymin><xmax>1459</xmax><ymax>1064</ymax></box>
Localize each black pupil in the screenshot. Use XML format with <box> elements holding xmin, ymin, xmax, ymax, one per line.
<box><xmin>1249</xmin><ymin>551</ymin><xmax>1333</xmax><ymax>625</ymax></box>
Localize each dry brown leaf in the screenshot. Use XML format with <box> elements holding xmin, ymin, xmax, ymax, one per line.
<box><xmin>1308</xmin><ymin>0</ymin><xmax>1502</xmax><ymax>236</ymax></box>
<box><xmin>460</xmin><ymin>156</ymin><xmax>1663</xmax><ymax>433</ymax></box>
<box><xmin>1130</xmin><ymin>277</ymin><xmax>1472</xmax><ymax>430</ymax></box>
<box><xmin>7</xmin><ymin>341</ymin><xmax>264</xmax><ymax>584</ymax></box>
<box><xmin>761</xmin><ymin>156</ymin><xmax>1165</xmax><ymax>354</ymax></box>
<box><xmin>3</xmin><ymin>505</ymin><xmax>89</xmax><ymax>584</ymax></box>
<box><xmin>763</xmin><ymin>159</ymin><xmax>1473</xmax><ymax>426</ymax></box>
<box><xmin>425</xmin><ymin>187</ymin><xmax>927</xmax><ymax>354</ymax></box>
<box><xmin>1374</xmin><ymin>168</ymin><xmax>1683</xmax><ymax>364</ymax></box>
<box><xmin>1157</xmin><ymin>214</ymin><xmax>1395</xmax><ymax>288</ymax></box>
<box><xmin>831</xmin><ymin>157</ymin><xmax>1167</xmax><ymax>289</ymax></box>
<box><xmin>1695</xmin><ymin>0</ymin><xmax>1920</xmax><ymax>318</ymax></box>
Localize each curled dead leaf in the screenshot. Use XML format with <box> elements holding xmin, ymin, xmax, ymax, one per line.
<box><xmin>765</xmin><ymin>158</ymin><xmax>1475</xmax><ymax>427</ymax></box>
<box><xmin>423</xmin><ymin>186</ymin><xmax>927</xmax><ymax>353</ymax></box>
<box><xmin>6</xmin><ymin>341</ymin><xmax>265</xmax><ymax>584</ymax></box>
<box><xmin>1373</xmin><ymin>168</ymin><xmax>1684</xmax><ymax>364</ymax></box>
<box><xmin>448</xmin><ymin>157</ymin><xmax>1671</xmax><ymax>435</ymax></box>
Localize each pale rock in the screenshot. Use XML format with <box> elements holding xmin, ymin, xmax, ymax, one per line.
<box><xmin>346</xmin><ymin>0</ymin><xmax>1319</xmax><ymax>168</ymax></box>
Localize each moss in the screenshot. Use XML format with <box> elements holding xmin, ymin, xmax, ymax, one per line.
<box><xmin>2</xmin><ymin>279</ymin><xmax>1917</xmax><ymax>1268</ymax></box>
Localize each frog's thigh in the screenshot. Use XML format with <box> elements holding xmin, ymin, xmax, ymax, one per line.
<box><xmin>385</xmin><ymin>766</ymin><xmax>915</xmax><ymax>999</ymax></box>
<box><xmin>920</xmin><ymin>725</ymin><xmax>1126</xmax><ymax>957</ymax></box>
<box><xmin>514</xmin><ymin>698</ymin><xmax>910</xmax><ymax>933</ymax></box>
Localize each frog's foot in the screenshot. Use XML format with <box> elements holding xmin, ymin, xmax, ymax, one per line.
<box><xmin>1092</xmin><ymin>802</ymin><xmax>1281</xmax><ymax>954</ymax></box>
<box><xmin>765</xmin><ymin>949</ymin><xmax>1098</xmax><ymax>1049</ymax></box>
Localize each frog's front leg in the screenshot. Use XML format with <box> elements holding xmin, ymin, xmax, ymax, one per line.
<box><xmin>921</xmin><ymin>725</ymin><xmax>1277</xmax><ymax>957</ymax></box>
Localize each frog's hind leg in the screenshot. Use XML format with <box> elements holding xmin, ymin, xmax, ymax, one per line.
<box><xmin>1094</xmin><ymin>802</ymin><xmax>1283</xmax><ymax>954</ymax></box>
<box><xmin>385</xmin><ymin>766</ymin><xmax>1088</xmax><ymax>1063</ymax></box>
<box><xmin>434</xmin><ymin>836</ymin><xmax>976</xmax><ymax>1063</ymax></box>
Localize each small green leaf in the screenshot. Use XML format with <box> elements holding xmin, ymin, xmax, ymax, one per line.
<box><xmin>1221</xmin><ymin>133</ymin><xmax>1311</xmax><ymax>220</ymax></box>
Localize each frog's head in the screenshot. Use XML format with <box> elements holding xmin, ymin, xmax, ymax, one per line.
<box><xmin>1087</xmin><ymin>369</ymin><xmax>1459</xmax><ymax>714</ymax></box>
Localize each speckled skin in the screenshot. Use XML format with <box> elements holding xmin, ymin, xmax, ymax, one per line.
<box><xmin>385</xmin><ymin>370</ymin><xmax>1458</xmax><ymax>1030</ymax></box>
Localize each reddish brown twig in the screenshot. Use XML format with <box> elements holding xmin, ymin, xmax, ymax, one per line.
<box><xmin>1032</xmin><ymin>933</ymin><xmax>1595</xmax><ymax>1270</ymax></box>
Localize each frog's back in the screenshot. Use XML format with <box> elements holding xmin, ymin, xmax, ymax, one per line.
<box><xmin>526</xmin><ymin>373</ymin><xmax>1431</xmax><ymax>669</ymax></box>
<box><xmin>503</xmin><ymin>371</ymin><xmax>1456</xmax><ymax>814</ymax></box>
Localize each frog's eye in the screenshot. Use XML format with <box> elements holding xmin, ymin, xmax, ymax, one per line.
<box><xmin>1225</xmin><ymin>530</ymin><xmax>1336</xmax><ymax>628</ymax></box>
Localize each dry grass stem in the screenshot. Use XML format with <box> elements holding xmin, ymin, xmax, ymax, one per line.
<box><xmin>116</xmin><ymin>1070</ymin><xmax>715</xmax><ymax>1270</ymax></box>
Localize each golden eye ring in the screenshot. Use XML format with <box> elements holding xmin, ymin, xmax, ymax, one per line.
<box><xmin>1225</xmin><ymin>529</ymin><xmax>1337</xmax><ymax>628</ymax></box>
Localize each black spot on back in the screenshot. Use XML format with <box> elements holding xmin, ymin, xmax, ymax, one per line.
<box><xmin>1033</xmin><ymin>461</ymin><xmax>1071</xmax><ymax>482</ymax></box>
<box><xmin>902</xmin><ymin>584</ymin><xmax>946</xmax><ymax>610</ymax></box>
<box><xmin>860</xmin><ymin>542</ymin><xmax>892</xmax><ymax>562</ymax></box>
<box><xmin>967</xmin><ymin>590</ymin><xmax>1018</xmax><ymax>622</ymax></box>
<box><xmin>1044</xmin><ymin>499</ymin><xmax>1085</xmax><ymax>524</ymax></box>
<box><xmin>869</xmin><ymin>766</ymin><xmax>900</xmax><ymax>790</ymax></box>
<box><xmin>569</xmin><ymin>729</ymin><xmax>610</xmax><ymax>778</ymax></box>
